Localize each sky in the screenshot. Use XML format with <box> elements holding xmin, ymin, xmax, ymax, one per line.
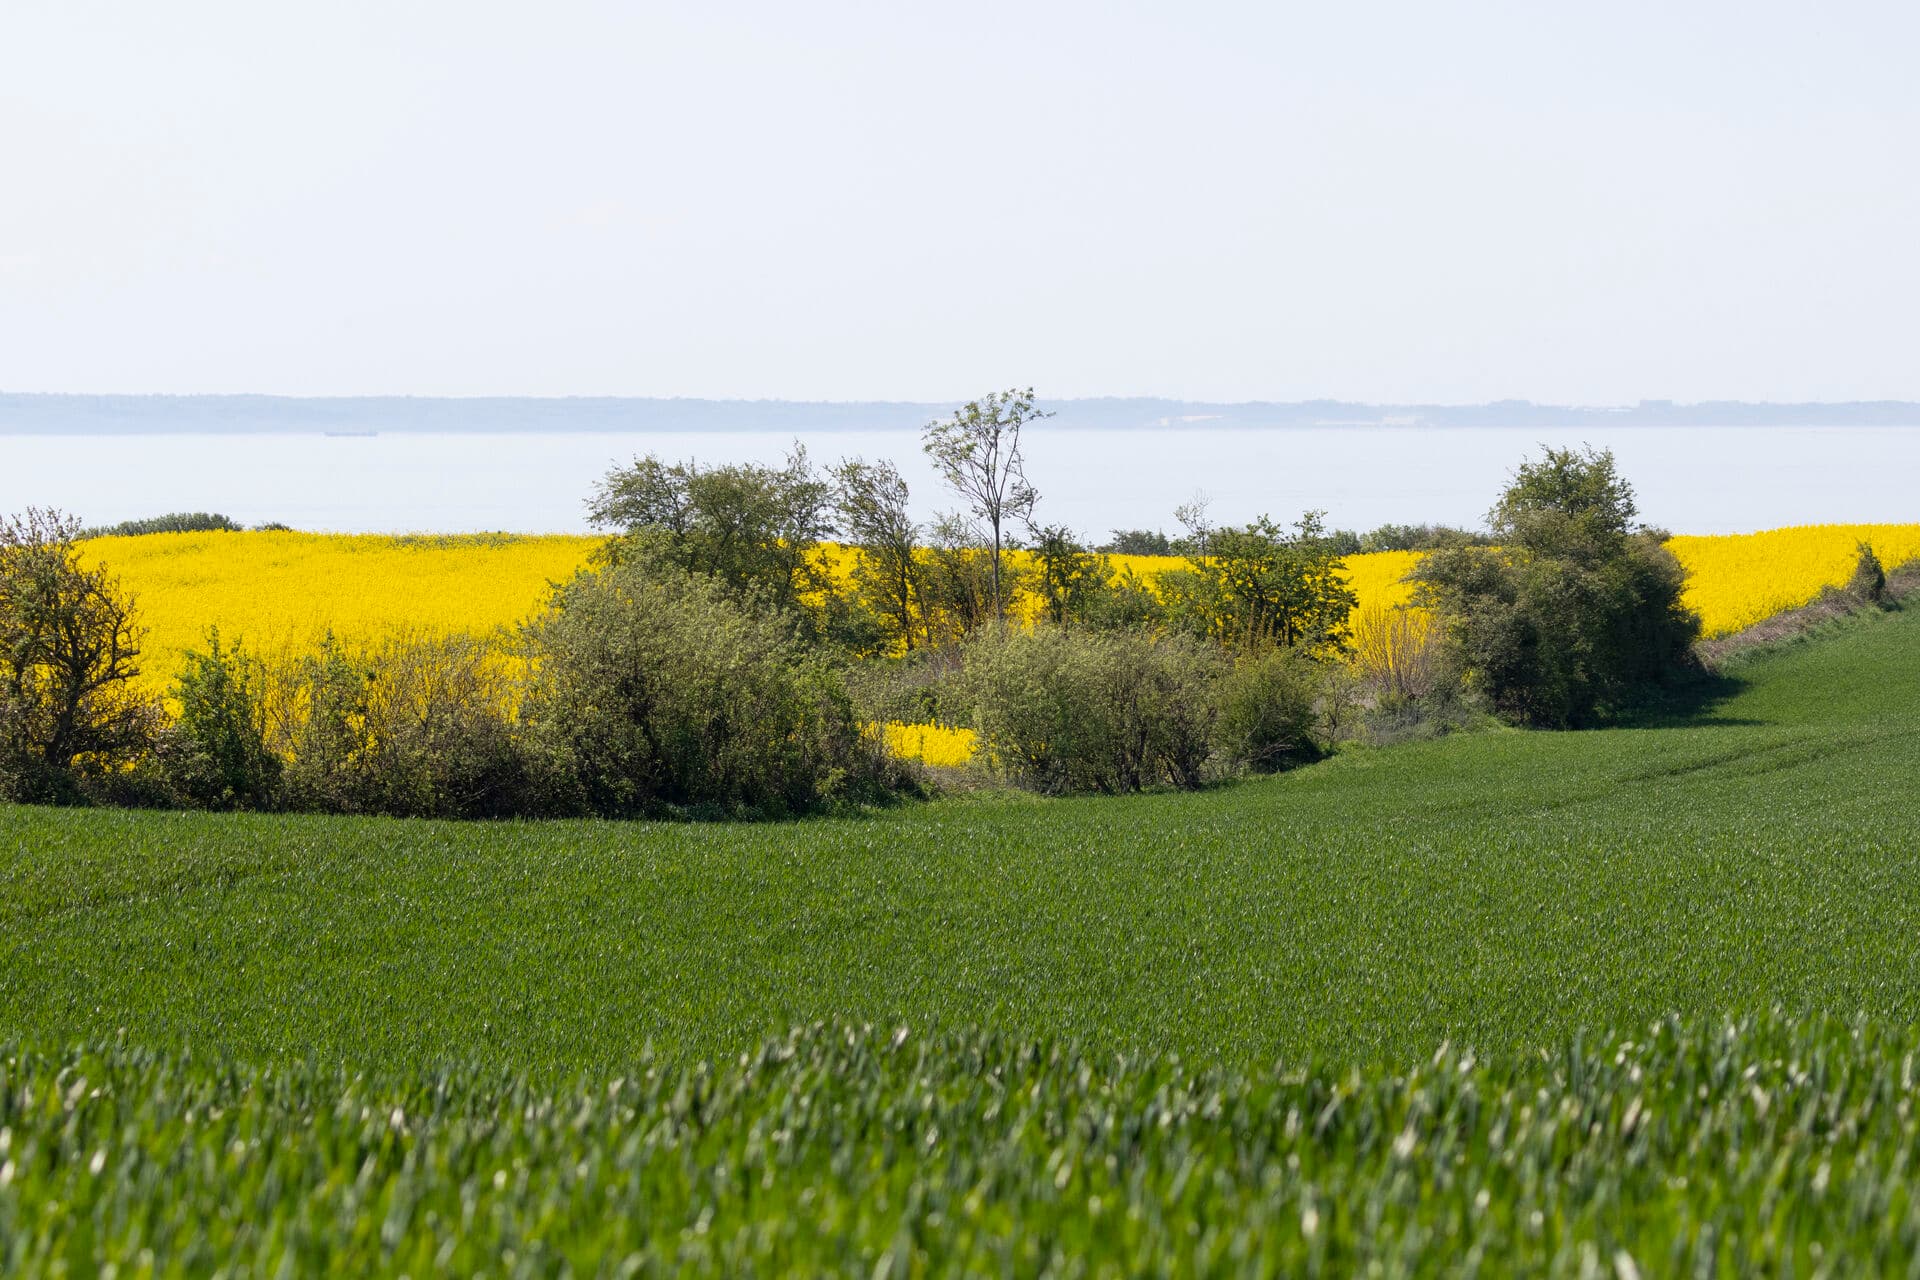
<box><xmin>2</xmin><ymin>1</ymin><xmax>1916</xmax><ymax>404</ymax></box>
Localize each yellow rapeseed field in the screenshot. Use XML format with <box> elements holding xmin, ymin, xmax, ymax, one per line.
<box><xmin>81</xmin><ymin>531</ymin><xmax>601</xmax><ymax>689</ymax></box>
<box><xmin>82</xmin><ymin>523</ymin><xmax>1920</xmax><ymax>765</ymax></box>
<box><xmin>1667</xmin><ymin>525</ymin><xmax>1920</xmax><ymax>637</ymax></box>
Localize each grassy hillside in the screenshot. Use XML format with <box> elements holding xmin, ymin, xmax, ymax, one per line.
<box><xmin>4</xmin><ymin>604</ymin><xmax>1917</xmax><ymax>1077</ymax></box>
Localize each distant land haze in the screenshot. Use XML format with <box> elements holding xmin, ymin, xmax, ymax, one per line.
<box><xmin>5</xmin><ymin>394</ymin><xmax>1920</xmax><ymax>434</ymax></box>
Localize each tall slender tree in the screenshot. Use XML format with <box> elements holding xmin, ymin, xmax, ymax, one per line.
<box><xmin>921</xmin><ymin>389</ymin><xmax>1049</xmax><ymax>620</ymax></box>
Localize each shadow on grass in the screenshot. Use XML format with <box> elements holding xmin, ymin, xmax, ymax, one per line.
<box><xmin>1614</xmin><ymin>667</ymin><xmax>1765</xmax><ymax>730</ymax></box>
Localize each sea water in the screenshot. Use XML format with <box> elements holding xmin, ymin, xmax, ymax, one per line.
<box><xmin>9</xmin><ymin>425</ymin><xmax>1917</xmax><ymax>536</ymax></box>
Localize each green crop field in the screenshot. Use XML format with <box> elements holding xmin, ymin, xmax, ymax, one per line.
<box><xmin>3</xmin><ymin>603</ymin><xmax>1919</xmax><ymax>1273</ymax></box>
<box><xmin>4</xmin><ymin>1014</ymin><xmax>1917</xmax><ymax>1276</ymax></box>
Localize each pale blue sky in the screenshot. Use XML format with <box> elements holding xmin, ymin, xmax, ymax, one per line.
<box><xmin>2</xmin><ymin>1</ymin><xmax>1914</xmax><ymax>402</ymax></box>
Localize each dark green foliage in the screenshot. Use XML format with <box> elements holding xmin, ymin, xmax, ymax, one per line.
<box><xmin>1848</xmin><ymin>541</ymin><xmax>1887</xmax><ymax>603</ymax></box>
<box><xmin>963</xmin><ymin>627</ymin><xmax>1219</xmax><ymax>792</ymax></box>
<box><xmin>1166</xmin><ymin>512</ymin><xmax>1357</xmax><ymax>655</ymax></box>
<box><xmin>77</xmin><ymin>511</ymin><xmax>243</xmax><ymax>538</ymax></box>
<box><xmin>519</xmin><ymin>558</ymin><xmax>893</xmax><ymax>818</ymax></box>
<box><xmin>922</xmin><ymin>513</ymin><xmax>1013</xmax><ymax>643</ymax></box>
<box><xmin>154</xmin><ymin>628</ymin><xmax>280</xmax><ymax>810</ymax></box>
<box><xmin>831</xmin><ymin>457</ymin><xmax>928</xmax><ymax>652</ymax></box>
<box><xmin>0</xmin><ymin>509</ymin><xmax>158</xmax><ymax>802</ymax></box>
<box><xmin>1360</xmin><ymin>522</ymin><xmax>1492</xmax><ymax>552</ymax></box>
<box><xmin>1413</xmin><ymin>448</ymin><xmax>1700</xmax><ymax>727</ymax></box>
<box><xmin>1074</xmin><ymin>563</ymin><xmax>1166</xmax><ymax>632</ymax></box>
<box><xmin>6</xmin><ymin>1014</ymin><xmax>1920</xmax><ymax>1276</ymax></box>
<box><xmin>1322</xmin><ymin>526</ymin><xmax>1363</xmax><ymax>555</ymax></box>
<box><xmin>1491</xmin><ymin>444</ymin><xmax>1639</xmax><ymax>554</ymax></box>
<box><xmin>1025</xmin><ymin>524</ymin><xmax>1109</xmax><ymax>626</ymax></box>
<box><xmin>586</xmin><ymin>446</ymin><xmax>833</xmax><ymax>630</ymax></box>
<box><xmin>1101</xmin><ymin>527</ymin><xmax>1172</xmax><ymax>555</ymax></box>
<box><xmin>1211</xmin><ymin>645</ymin><xmax>1324</xmax><ymax>772</ymax></box>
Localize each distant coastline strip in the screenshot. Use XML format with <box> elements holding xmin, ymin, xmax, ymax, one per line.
<box><xmin>4</xmin><ymin>393</ymin><xmax>1920</xmax><ymax>434</ymax></box>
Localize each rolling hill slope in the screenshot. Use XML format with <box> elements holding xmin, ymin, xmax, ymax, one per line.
<box><xmin>2</xmin><ymin>603</ymin><xmax>1917</xmax><ymax>1076</ymax></box>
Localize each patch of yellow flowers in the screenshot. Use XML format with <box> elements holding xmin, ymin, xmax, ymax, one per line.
<box><xmin>82</xmin><ymin>523</ymin><xmax>1920</xmax><ymax>768</ymax></box>
<box><xmin>879</xmin><ymin>722</ymin><xmax>980</xmax><ymax>770</ymax></box>
<box><xmin>1667</xmin><ymin>525</ymin><xmax>1920</xmax><ymax>637</ymax></box>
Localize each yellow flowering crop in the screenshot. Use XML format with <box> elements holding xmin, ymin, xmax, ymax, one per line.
<box><xmin>81</xmin><ymin>531</ymin><xmax>602</xmax><ymax>689</ymax></box>
<box><xmin>881</xmin><ymin>722</ymin><xmax>980</xmax><ymax>770</ymax></box>
<box><xmin>80</xmin><ymin>523</ymin><xmax>1920</xmax><ymax>766</ymax></box>
<box><xmin>1668</xmin><ymin>525</ymin><xmax>1920</xmax><ymax>637</ymax></box>
<box><xmin>1340</xmin><ymin>549</ymin><xmax>1422</xmax><ymax>614</ymax></box>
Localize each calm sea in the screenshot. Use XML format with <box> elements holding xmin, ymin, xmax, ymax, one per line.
<box><xmin>12</xmin><ymin>426</ymin><xmax>1918</xmax><ymax>537</ymax></box>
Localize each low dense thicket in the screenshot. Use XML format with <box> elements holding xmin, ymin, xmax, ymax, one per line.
<box><xmin>1</xmin><ymin>403</ymin><xmax>1718</xmax><ymax>813</ymax></box>
<box><xmin>519</xmin><ymin>559</ymin><xmax>898</xmax><ymax>818</ymax></box>
<box><xmin>78</xmin><ymin>511</ymin><xmax>244</xmax><ymax>538</ymax></box>
<box><xmin>1413</xmin><ymin>447</ymin><xmax>1700</xmax><ymax>727</ymax></box>
<box><xmin>0</xmin><ymin>509</ymin><xmax>908</xmax><ymax>819</ymax></box>
<box><xmin>959</xmin><ymin>630</ymin><xmax>1328</xmax><ymax>793</ymax></box>
<box><xmin>963</xmin><ymin>628</ymin><xmax>1220</xmax><ymax>792</ymax></box>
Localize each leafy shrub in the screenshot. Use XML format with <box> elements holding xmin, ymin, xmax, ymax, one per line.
<box><xmin>845</xmin><ymin>647</ymin><xmax>969</xmax><ymax>729</ymax></box>
<box><xmin>1321</xmin><ymin>528</ymin><xmax>1363</xmax><ymax>556</ymax></box>
<box><xmin>79</xmin><ymin>512</ymin><xmax>243</xmax><ymax>538</ymax></box>
<box><xmin>1211</xmin><ymin>646</ymin><xmax>1323</xmax><ymax>773</ymax></box>
<box><xmin>1075</xmin><ymin>565</ymin><xmax>1168</xmax><ymax>633</ymax></box>
<box><xmin>1412</xmin><ymin>448</ymin><xmax>1700</xmax><ymax>727</ymax></box>
<box><xmin>519</xmin><ymin>559</ymin><xmax>896</xmax><ymax>818</ymax></box>
<box><xmin>155</xmin><ymin>628</ymin><xmax>281</xmax><ymax>810</ymax></box>
<box><xmin>1101</xmin><ymin>528</ymin><xmax>1172</xmax><ymax>555</ymax></box>
<box><xmin>0</xmin><ymin>508</ymin><xmax>159</xmax><ymax>803</ymax></box>
<box><xmin>270</xmin><ymin>631</ymin><xmax>525</xmax><ymax>819</ymax></box>
<box><xmin>1162</xmin><ymin>513</ymin><xmax>1356</xmax><ymax>655</ymax></box>
<box><xmin>922</xmin><ymin>515</ymin><xmax>1023</xmax><ymax>645</ymax></box>
<box><xmin>587</xmin><ymin>448</ymin><xmax>835</xmax><ymax>636</ymax></box>
<box><xmin>1847</xmin><ymin>543</ymin><xmax>1887</xmax><ymax>604</ymax></box>
<box><xmin>963</xmin><ymin>627</ymin><xmax>1220</xmax><ymax>793</ymax></box>
<box><xmin>1359</xmin><ymin>523</ymin><xmax>1492</xmax><ymax>553</ymax></box>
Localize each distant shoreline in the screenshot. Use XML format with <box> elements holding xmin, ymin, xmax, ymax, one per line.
<box><xmin>5</xmin><ymin>392</ymin><xmax>1920</xmax><ymax>434</ymax></box>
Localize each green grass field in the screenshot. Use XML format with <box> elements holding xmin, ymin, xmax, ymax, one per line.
<box><xmin>6</xmin><ymin>605</ymin><xmax>1919</xmax><ymax>1075</ymax></box>
<box><xmin>3</xmin><ymin>604</ymin><xmax>1919</xmax><ymax>1273</ymax></box>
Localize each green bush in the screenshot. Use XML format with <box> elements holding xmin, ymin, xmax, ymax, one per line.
<box><xmin>519</xmin><ymin>559</ymin><xmax>897</xmax><ymax>818</ymax></box>
<box><xmin>1413</xmin><ymin>448</ymin><xmax>1700</xmax><ymax>727</ymax></box>
<box><xmin>1161</xmin><ymin>513</ymin><xmax>1356</xmax><ymax>655</ymax></box>
<box><xmin>0</xmin><ymin>508</ymin><xmax>158</xmax><ymax>803</ymax></box>
<box><xmin>1359</xmin><ymin>522</ymin><xmax>1492</xmax><ymax>553</ymax></box>
<box><xmin>845</xmin><ymin>647</ymin><xmax>969</xmax><ymax>729</ymax></box>
<box><xmin>1211</xmin><ymin>646</ymin><xmax>1323</xmax><ymax>773</ymax></box>
<box><xmin>1848</xmin><ymin>542</ymin><xmax>1887</xmax><ymax>604</ymax></box>
<box><xmin>154</xmin><ymin>628</ymin><xmax>281</xmax><ymax>810</ymax></box>
<box><xmin>963</xmin><ymin>627</ymin><xmax>1219</xmax><ymax>793</ymax></box>
<box><xmin>271</xmin><ymin>631</ymin><xmax>525</xmax><ymax>819</ymax></box>
<box><xmin>79</xmin><ymin>512</ymin><xmax>243</xmax><ymax>538</ymax></box>
<box><xmin>587</xmin><ymin>449</ymin><xmax>838</xmax><ymax>639</ymax></box>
